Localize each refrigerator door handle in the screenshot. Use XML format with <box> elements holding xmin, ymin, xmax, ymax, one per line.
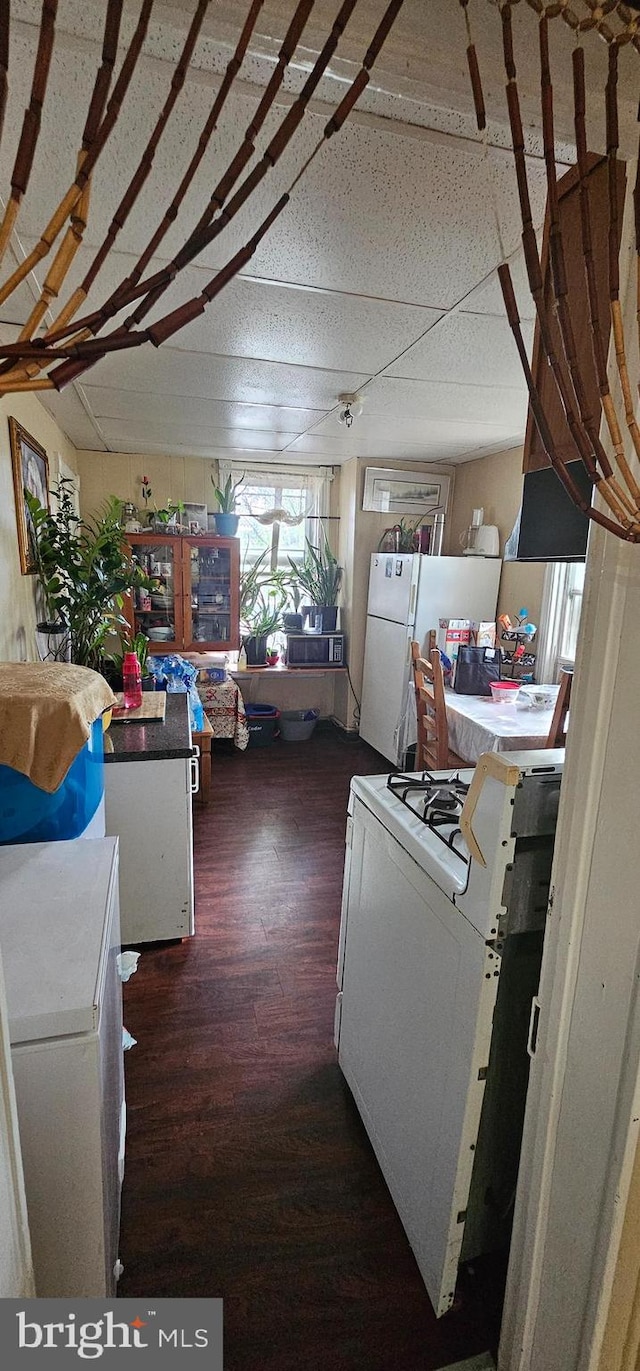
<box><xmin>409</xmin><ymin>584</ymin><xmax>417</xmax><ymax>618</ymax></box>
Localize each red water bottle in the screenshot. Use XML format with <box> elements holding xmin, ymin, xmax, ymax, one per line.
<box><xmin>122</xmin><ymin>651</ymin><xmax>143</xmax><ymax>709</ymax></box>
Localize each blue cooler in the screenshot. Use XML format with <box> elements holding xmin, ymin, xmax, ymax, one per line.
<box><xmin>0</xmin><ymin>717</ymin><xmax>105</xmax><ymax>845</ymax></box>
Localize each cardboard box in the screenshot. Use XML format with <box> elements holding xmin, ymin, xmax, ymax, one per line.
<box><xmin>437</xmin><ymin>619</ymin><xmax>471</xmax><ymax>683</ymax></box>
<box><xmin>470</xmin><ymin>620</ymin><xmax>497</xmax><ymax>648</ymax></box>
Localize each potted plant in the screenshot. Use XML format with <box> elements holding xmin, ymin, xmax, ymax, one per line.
<box><xmin>210</xmin><ymin>470</ymin><xmax>244</xmax><ymax>536</ymax></box>
<box><xmin>240</xmin><ymin>551</ymin><xmax>287</xmax><ymax>665</ymax></box>
<box><xmin>105</xmin><ymin>631</ymin><xmax>154</xmax><ymax>692</ymax></box>
<box><xmin>377</xmin><ymin>512</ymin><xmax>434</xmax><ymax>553</ymax></box>
<box><xmin>289</xmin><ymin>528</ymin><xmax>342</xmax><ymax>633</ymax></box>
<box><xmin>147</xmin><ymin>498</ymin><xmax>185</xmax><ymax>533</ymax></box>
<box><xmin>25</xmin><ymin>478</ymin><xmax>154</xmax><ymax>673</ymax></box>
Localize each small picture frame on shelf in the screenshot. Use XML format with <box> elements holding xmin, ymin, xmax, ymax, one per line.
<box><xmin>181</xmin><ymin>502</ymin><xmax>208</xmax><ymax>533</ymax></box>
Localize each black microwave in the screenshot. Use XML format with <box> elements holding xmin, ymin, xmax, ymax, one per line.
<box><xmin>286</xmin><ymin>633</ymin><xmax>346</xmax><ymax>668</ymax></box>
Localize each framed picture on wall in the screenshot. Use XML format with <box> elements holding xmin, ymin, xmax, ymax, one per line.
<box><xmin>362</xmin><ymin>466</ymin><xmax>450</xmax><ymax>516</ymax></box>
<box><xmin>9</xmin><ymin>416</ymin><xmax>50</xmax><ymax>574</ymax></box>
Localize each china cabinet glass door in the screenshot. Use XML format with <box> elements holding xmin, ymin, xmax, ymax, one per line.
<box><xmin>128</xmin><ymin>537</ymin><xmax>181</xmax><ymax>649</ymax></box>
<box><xmin>186</xmin><ymin>540</ymin><xmax>235</xmax><ymax>649</ymax></box>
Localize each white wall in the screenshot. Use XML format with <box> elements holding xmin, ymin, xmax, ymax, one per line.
<box><xmin>0</xmin><ymin>396</ymin><xmax>79</xmax><ymax>662</ymax></box>
<box><xmin>333</xmin><ymin>456</ymin><xmax>456</xmax><ymax>729</ymax></box>
<box><xmin>75</xmin><ymin>449</ymin><xmax>219</xmax><ymax>517</ymax></box>
<box><xmin>446</xmin><ymin>445</ymin><xmax>549</xmax><ymax>632</ymax></box>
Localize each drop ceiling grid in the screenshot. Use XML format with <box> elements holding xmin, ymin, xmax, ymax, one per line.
<box><xmin>3</xmin><ymin>7</ymin><xmax>544</xmax><ymax>462</ymax></box>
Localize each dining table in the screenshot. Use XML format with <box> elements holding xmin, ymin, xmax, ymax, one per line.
<box><xmin>445</xmin><ymin>686</ymin><xmax>561</xmax><ymax>764</ymax></box>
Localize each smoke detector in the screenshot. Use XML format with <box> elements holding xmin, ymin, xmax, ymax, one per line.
<box><xmin>336</xmin><ymin>392</ymin><xmax>364</xmax><ymax>428</ymax></box>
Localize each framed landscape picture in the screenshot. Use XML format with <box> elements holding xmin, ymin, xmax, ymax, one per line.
<box><xmin>362</xmin><ymin>466</ymin><xmax>450</xmax><ymax>516</ymax></box>
<box><xmin>9</xmin><ymin>416</ymin><xmax>50</xmax><ymax>574</ymax></box>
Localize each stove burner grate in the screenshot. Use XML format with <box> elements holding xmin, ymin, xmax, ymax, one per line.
<box><xmin>386</xmin><ymin>771</ymin><xmax>471</xmax><ymax>865</ymax></box>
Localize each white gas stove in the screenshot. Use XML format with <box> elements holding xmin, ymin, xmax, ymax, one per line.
<box><xmin>335</xmin><ymin>749</ymin><xmax>564</xmax><ymax>1318</ymax></box>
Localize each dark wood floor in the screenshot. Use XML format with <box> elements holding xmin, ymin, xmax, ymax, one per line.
<box><xmin>119</xmin><ymin>728</ymin><xmax>505</xmax><ymax>1370</ymax></box>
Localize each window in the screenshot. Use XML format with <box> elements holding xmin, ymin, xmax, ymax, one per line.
<box><xmin>536</xmin><ymin>561</ymin><xmax>586</xmax><ymax>681</ymax></box>
<box><xmin>218</xmin><ymin>462</ymin><xmax>332</xmax><ymax>574</ymax></box>
<box><xmin>558</xmin><ymin>563</ymin><xmax>585</xmax><ymax>667</ymax></box>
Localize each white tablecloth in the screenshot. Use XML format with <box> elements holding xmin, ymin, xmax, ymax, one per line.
<box><xmin>445</xmin><ymin>689</ymin><xmax>559</xmax><ymax>763</ymax></box>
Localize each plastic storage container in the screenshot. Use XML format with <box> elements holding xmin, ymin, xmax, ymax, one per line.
<box><xmin>245</xmin><ymin>704</ymin><xmax>280</xmax><ymax>748</ymax></box>
<box><xmin>279</xmin><ymin>709</ymin><xmax>320</xmax><ymax>742</ymax></box>
<box><xmin>489</xmin><ymin>681</ymin><xmax>521</xmax><ymax>704</ymax></box>
<box><xmin>0</xmin><ymin>717</ymin><xmax>104</xmax><ymax>844</ymax></box>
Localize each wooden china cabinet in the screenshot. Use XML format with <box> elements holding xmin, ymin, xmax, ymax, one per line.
<box><xmin>125</xmin><ymin>533</ymin><xmax>240</xmax><ymax>653</ymax></box>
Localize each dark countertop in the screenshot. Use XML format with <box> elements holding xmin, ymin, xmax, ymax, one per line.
<box><xmin>104</xmin><ymin>692</ymin><xmax>193</xmax><ymax>763</ymax></box>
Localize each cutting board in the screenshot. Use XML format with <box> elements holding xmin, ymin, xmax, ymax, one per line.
<box><xmin>111</xmin><ymin>693</ymin><xmax>167</xmax><ymax>723</ymax></box>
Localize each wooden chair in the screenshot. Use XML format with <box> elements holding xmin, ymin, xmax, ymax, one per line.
<box><xmin>410</xmin><ymin>639</ymin><xmax>465</xmax><ymax>771</ymax></box>
<box><xmin>546</xmin><ymin>668</ymin><xmax>573</xmax><ymax>748</ymax></box>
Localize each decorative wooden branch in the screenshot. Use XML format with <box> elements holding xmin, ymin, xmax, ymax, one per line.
<box><xmin>0</xmin><ymin>0</ymin><xmax>407</xmax><ymax>396</ymax></box>
<box><xmin>459</xmin><ymin>0</ymin><xmax>486</xmax><ymax>131</ymax></box>
<box><xmin>0</xmin><ymin>0</ymin><xmax>154</xmax><ymax>307</ymax></box>
<box><xmin>40</xmin><ymin>0</ymin><xmax>360</xmax><ymax>354</ymax></box>
<box><xmin>118</xmin><ymin>0</ymin><xmax>363</xmax><ymax>331</ymax></box>
<box><xmin>80</xmin><ymin>0</ymin><xmax>211</xmax><ymax>301</ymax></box>
<box><xmin>0</xmin><ymin>0</ymin><xmax>124</xmax><ymax>390</ymax></box>
<box><xmin>0</xmin><ymin>0</ymin><xmax>58</xmax><ymax>270</ymax></box>
<box><xmin>0</xmin><ymin>0</ymin><xmax>10</xmax><ymax>160</ymax></box>
<box><xmin>539</xmin><ymin>15</ymin><xmax>634</xmax><ymax>526</ymax></box>
<box><xmin>572</xmin><ymin>46</ymin><xmax>640</xmax><ymax>509</ymax></box>
<box><xmin>499</xmin><ymin>262</ymin><xmax>638</xmax><ymax>540</ymax></box>
<box><xmin>497</xmin><ymin>1</ymin><xmax>640</xmax><ymax>540</ymax></box>
<box><xmin>43</xmin><ymin>0</ymin><xmax>296</xmax><ymax>344</ymax></box>
<box><xmin>4</xmin><ymin>0</ymin><xmax>640</xmax><ymax>551</ymax></box>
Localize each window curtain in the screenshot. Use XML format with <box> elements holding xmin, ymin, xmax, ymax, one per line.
<box><xmin>218</xmin><ymin>460</ymin><xmax>332</xmax><ymax>547</ymax></box>
<box><xmin>535</xmin><ymin>562</ymin><xmax>570</xmax><ymax>683</ymax></box>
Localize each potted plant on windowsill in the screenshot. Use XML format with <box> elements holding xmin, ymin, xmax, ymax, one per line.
<box><xmin>211</xmin><ymin>471</ymin><xmax>244</xmax><ymax>537</ymax></box>
<box><xmin>240</xmin><ymin>550</ymin><xmax>288</xmax><ymax>665</ymax></box>
<box><xmin>289</xmin><ymin>528</ymin><xmax>342</xmax><ymax>634</ymax></box>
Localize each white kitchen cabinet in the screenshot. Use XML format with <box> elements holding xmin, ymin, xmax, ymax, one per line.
<box><xmin>0</xmin><ymin>838</ymin><xmax>124</xmax><ymax>1298</ymax></box>
<box><xmin>104</xmin><ymin>693</ymin><xmax>196</xmax><ymax>944</ymax></box>
<box><xmin>105</xmin><ymin>755</ymin><xmax>195</xmax><ymax>943</ymax></box>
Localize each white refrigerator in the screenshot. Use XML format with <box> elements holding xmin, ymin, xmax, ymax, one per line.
<box><xmin>359</xmin><ymin>554</ymin><xmax>501</xmax><ymax>765</ymax></box>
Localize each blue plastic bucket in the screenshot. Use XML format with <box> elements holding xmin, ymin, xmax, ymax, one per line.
<box><xmin>0</xmin><ymin>716</ymin><xmax>104</xmax><ymax>844</ymax></box>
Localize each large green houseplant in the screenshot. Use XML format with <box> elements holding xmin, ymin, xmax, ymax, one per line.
<box><xmin>289</xmin><ymin>528</ymin><xmax>342</xmax><ymax>632</ymax></box>
<box><xmin>26</xmin><ymin>478</ymin><xmax>152</xmax><ymax>672</ymax></box>
<box><xmin>239</xmin><ymin>550</ymin><xmax>288</xmax><ymax>664</ymax></box>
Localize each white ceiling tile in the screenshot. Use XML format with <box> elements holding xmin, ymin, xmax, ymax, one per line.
<box><xmin>0</xmin><ymin>28</ymin><xmax>538</xmax><ymax>310</ymax></box>
<box><xmin>81</xmin><ymin>386</ymin><xmax>326</xmax><ymax>434</ymax></box>
<box><xmin>0</xmin><ymin>276</ymin><xmax>39</xmax><ymax>327</ymax></box>
<box><xmin>244</xmin><ymin>124</ymin><xmax>527</xmax><ymax>308</ymax></box>
<box><xmin>284</xmin><ymin>429</ymin><xmax>504</xmax><ymax>463</ymax></box>
<box><xmin>84</xmin><ymin>345</ymin><xmax>370</xmax><ymax>409</ymax></box>
<box><xmin>0</xmin><ymin>9</ymin><xmax>560</xmax><ymax>468</ymax></box>
<box><xmin>100</xmin><ymin>417</ymin><xmax>299</xmax><ymax>453</ymax></box>
<box><xmin>361</xmin><ymin>375</ymin><xmax>528</xmax><ymax>429</ymax></box>
<box><xmin>384</xmin><ymin>312</ymin><xmax>534</xmax><ymax>389</ymax></box>
<box><xmin>37</xmin><ymin>387</ymin><xmax>106</xmax><ymax>451</ymax></box>
<box><xmin>143</xmin><ymin>275</ymin><xmax>443</xmax><ymax>373</ymax></box>
<box><xmin>460</xmin><ymin>248</ymin><xmax>537</xmax><ymax>320</ymax></box>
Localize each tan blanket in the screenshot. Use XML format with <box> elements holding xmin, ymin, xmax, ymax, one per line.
<box><xmin>0</xmin><ymin>663</ymin><xmax>116</xmax><ymax>793</ymax></box>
